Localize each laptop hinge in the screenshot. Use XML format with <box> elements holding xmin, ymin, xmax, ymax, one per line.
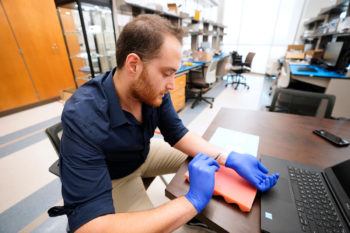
<box><xmin>322</xmin><ymin>172</ymin><xmax>350</xmax><ymax>228</ymax></box>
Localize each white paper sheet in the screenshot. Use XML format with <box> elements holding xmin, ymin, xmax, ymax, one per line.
<box><xmin>209</xmin><ymin>127</ymin><xmax>260</xmax><ymax>157</ymax></box>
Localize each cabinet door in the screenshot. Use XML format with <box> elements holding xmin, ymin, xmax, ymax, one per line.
<box><xmin>170</xmin><ymin>74</ymin><xmax>186</xmax><ymax>112</ymax></box>
<box><xmin>2</xmin><ymin>0</ymin><xmax>75</xmax><ymax>100</ymax></box>
<box><xmin>0</xmin><ymin>3</ymin><xmax>38</xmax><ymax>112</ymax></box>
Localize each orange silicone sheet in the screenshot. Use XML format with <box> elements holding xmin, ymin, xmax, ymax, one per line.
<box><xmin>185</xmin><ymin>165</ymin><xmax>257</xmax><ymax>212</ymax></box>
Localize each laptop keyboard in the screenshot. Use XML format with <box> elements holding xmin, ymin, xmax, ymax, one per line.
<box><xmin>288</xmin><ymin>166</ymin><xmax>347</xmax><ymax>233</ymax></box>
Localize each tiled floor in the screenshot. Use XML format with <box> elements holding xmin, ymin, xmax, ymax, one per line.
<box><xmin>0</xmin><ymin>73</ymin><xmax>272</xmax><ymax>233</ymax></box>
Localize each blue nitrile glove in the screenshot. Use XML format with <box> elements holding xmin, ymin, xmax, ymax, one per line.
<box><xmin>185</xmin><ymin>153</ymin><xmax>220</xmax><ymax>213</ymax></box>
<box><xmin>225</xmin><ymin>151</ymin><xmax>279</xmax><ymax>192</ymax></box>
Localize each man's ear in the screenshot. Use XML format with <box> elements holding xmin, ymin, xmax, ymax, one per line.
<box><xmin>125</xmin><ymin>53</ymin><xmax>142</xmax><ymax>76</ymax></box>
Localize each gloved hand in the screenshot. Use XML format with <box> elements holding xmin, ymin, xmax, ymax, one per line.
<box><xmin>185</xmin><ymin>153</ymin><xmax>220</xmax><ymax>213</ymax></box>
<box><xmin>225</xmin><ymin>151</ymin><xmax>279</xmax><ymax>192</ymax></box>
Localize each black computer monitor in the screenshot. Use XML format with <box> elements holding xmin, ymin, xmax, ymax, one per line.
<box><xmin>323</xmin><ymin>42</ymin><xmax>343</xmax><ymax>67</ymax></box>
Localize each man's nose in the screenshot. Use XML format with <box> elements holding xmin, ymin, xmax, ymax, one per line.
<box><xmin>166</xmin><ymin>75</ymin><xmax>176</xmax><ymax>91</ymax></box>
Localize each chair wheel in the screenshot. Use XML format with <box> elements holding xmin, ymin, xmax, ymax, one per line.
<box><xmin>210</xmin><ymin>105</ymin><xmax>213</xmax><ymax>108</ymax></box>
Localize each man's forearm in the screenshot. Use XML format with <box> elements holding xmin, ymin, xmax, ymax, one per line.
<box><xmin>76</xmin><ymin>196</ymin><xmax>197</xmax><ymax>233</ymax></box>
<box><xmin>174</xmin><ymin>131</ymin><xmax>228</xmax><ymax>165</ymax></box>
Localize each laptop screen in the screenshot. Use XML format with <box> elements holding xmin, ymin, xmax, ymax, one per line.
<box><xmin>331</xmin><ymin>159</ymin><xmax>350</xmax><ymax>197</ymax></box>
<box><xmin>327</xmin><ymin>159</ymin><xmax>350</xmax><ymax>225</ymax></box>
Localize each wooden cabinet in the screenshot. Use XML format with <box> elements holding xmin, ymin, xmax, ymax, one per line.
<box><xmin>0</xmin><ymin>4</ymin><xmax>38</xmax><ymax>111</ymax></box>
<box><xmin>0</xmin><ymin>0</ymin><xmax>75</xmax><ymax>112</ymax></box>
<box><xmin>170</xmin><ymin>74</ymin><xmax>186</xmax><ymax>112</ymax></box>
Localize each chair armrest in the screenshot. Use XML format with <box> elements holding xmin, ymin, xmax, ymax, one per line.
<box><xmin>49</xmin><ymin>160</ymin><xmax>60</xmax><ymax>177</ymax></box>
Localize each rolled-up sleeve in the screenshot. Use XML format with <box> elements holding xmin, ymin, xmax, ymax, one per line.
<box><xmin>158</xmin><ymin>93</ymin><xmax>189</xmax><ymax>146</ymax></box>
<box><xmin>60</xmin><ymin>115</ymin><xmax>114</xmax><ymax>232</ymax></box>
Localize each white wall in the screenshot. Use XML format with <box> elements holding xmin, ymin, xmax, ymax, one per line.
<box><xmin>222</xmin><ymin>0</ymin><xmax>305</xmax><ymax>73</ymax></box>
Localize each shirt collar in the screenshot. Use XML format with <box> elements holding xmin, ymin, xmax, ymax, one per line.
<box><xmin>102</xmin><ymin>68</ymin><xmax>129</xmax><ymax>127</ymax></box>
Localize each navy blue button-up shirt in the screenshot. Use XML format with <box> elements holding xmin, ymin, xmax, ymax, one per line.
<box><xmin>60</xmin><ymin>68</ymin><xmax>188</xmax><ymax>231</ymax></box>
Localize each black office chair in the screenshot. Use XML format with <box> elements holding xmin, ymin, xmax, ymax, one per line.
<box><xmin>46</xmin><ymin>122</ymin><xmax>62</xmax><ymax>176</ymax></box>
<box><xmin>226</xmin><ymin>52</ymin><xmax>255</xmax><ymax>90</ymax></box>
<box><xmin>45</xmin><ymin>123</ymin><xmax>157</xmax><ymax>188</ymax></box>
<box><xmin>187</xmin><ymin>60</ymin><xmax>218</xmax><ymax>109</ymax></box>
<box><xmin>267</xmin><ymin>88</ymin><xmax>336</xmax><ymax>119</ymax></box>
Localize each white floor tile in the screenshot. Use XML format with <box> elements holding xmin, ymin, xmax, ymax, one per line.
<box><xmin>0</xmin><ymin>102</ymin><xmax>64</xmax><ymax>137</ymax></box>
<box><xmin>0</xmin><ymin>139</ymin><xmax>57</xmax><ymax>213</ymax></box>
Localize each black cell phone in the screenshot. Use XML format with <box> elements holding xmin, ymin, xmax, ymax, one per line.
<box><xmin>313</xmin><ymin>129</ymin><xmax>350</xmax><ymax>147</ymax></box>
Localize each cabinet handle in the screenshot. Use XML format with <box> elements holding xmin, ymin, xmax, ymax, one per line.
<box><xmin>51</xmin><ymin>43</ymin><xmax>58</xmax><ymax>50</ymax></box>
<box><xmin>51</xmin><ymin>43</ymin><xmax>59</xmax><ymax>54</ymax></box>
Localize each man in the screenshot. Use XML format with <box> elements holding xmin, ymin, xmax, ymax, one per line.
<box><xmin>60</xmin><ymin>14</ymin><xmax>279</xmax><ymax>232</ymax></box>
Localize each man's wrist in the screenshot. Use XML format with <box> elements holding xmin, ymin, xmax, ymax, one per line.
<box><xmin>214</xmin><ymin>151</ymin><xmax>229</xmax><ymax>165</ymax></box>
<box><xmin>185</xmin><ymin>193</ymin><xmax>203</xmax><ymax>213</ymax></box>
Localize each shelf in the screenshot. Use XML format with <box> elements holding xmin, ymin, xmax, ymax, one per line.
<box><xmin>160</xmin><ymin>11</ymin><xmax>182</xmax><ymax>19</ymax></box>
<box><xmin>79</xmin><ymin>66</ymin><xmax>91</xmax><ymax>73</ymax></box>
<box><xmin>125</xmin><ymin>1</ymin><xmax>183</xmax><ymax>19</ymax></box>
<box><xmin>188</xmin><ymin>31</ymin><xmax>203</xmax><ymax>35</ymax></box>
<box><xmin>302</xmin><ymin>31</ymin><xmax>350</xmax><ymax>40</ymax></box>
<box><xmin>75</xmin><ymin>74</ymin><xmax>91</xmax><ymax>81</ymax></box>
<box><xmin>79</xmin><ymin>66</ymin><xmax>100</xmax><ymax>73</ymax></box>
<box><xmin>202</xmin><ymin>33</ymin><xmax>212</xmax><ymax>36</ymax></box>
<box><xmin>70</xmin><ymin>50</ymin><xmax>116</xmax><ymax>60</ymax></box>
<box><xmin>64</xmin><ymin>30</ymin><xmax>83</xmax><ymax>34</ymax></box>
<box><xmin>189</xmin><ymin>17</ymin><xmax>226</xmax><ymax>28</ymax></box>
<box><xmin>303</xmin><ymin>15</ymin><xmax>326</xmax><ymax>26</ymax></box>
<box><xmin>70</xmin><ymin>52</ymin><xmax>87</xmax><ymax>59</ymax></box>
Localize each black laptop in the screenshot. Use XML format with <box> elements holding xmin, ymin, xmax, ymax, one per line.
<box><xmin>260</xmin><ymin>155</ymin><xmax>350</xmax><ymax>233</ymax></box>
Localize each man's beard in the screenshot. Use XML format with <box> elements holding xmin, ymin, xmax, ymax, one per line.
<box><xmin>131</xmin><ymin>67</ymin><xmax>165</xmax><ymax>107</ymax></box>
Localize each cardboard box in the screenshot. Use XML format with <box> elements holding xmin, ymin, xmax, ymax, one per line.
<box><xmin>167</xmin><ymin>3</ymin><xmax>178</xmax><ymax>13</ymax></box>
<box><xmin>192</xmin><ymin>50</ymin><xmax>213</xmax><ymax>62</ymax></box>
<box><xmin>285</xmin><ymin>52</ymin><xmax>305</xmax><ymax>59</ymax></box>
<box><xmin>287</xmin><ymin>44</ymin><xmax>304</xmax><ymax>51</ymax></box>
<box><xmin>286</xmin><ymin>44</ymin><xmax>305</xmax><ymax>60</ymax></box>
<box><xmin>60</xmin><ymin>88</ymin><xmax>76</xmax><ymax>102</ymax></box>
<box><xmin>305</xmin><ymin>49</ymin><xmax>324</xmax><ymax>59</ymax></box>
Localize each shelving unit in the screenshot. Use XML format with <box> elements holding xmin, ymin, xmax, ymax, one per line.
<box><xmin>302</xmin><ymin>0</ymin><xmax>350</xmax><ymax>50</ymax></box>
<box><xmin>56</xmin><ymin>0</ymin><xmax>117</xmax><ymax>86</ymax></box>
<box><xmin>186</xmin><ymin>18</ymin><xmax>226</xmax><ymax>51</ymax></box>
<box><xmin>295</xmin><ymin>0</ymin><xmax>350</xmax><ymax>118</ymax></box>
<box><xmin>116</xmin><ymin>0</ymin><xmax>226</xmax><ymax>52</ymax></box>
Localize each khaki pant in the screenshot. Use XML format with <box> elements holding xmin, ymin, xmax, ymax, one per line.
<box><xmin>112</xmin><ymin>138</ymin><xmax>187</xmax><ymax>212</ymax></box>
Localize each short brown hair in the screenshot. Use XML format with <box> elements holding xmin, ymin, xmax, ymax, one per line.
<box><xmin>116</xmin><ymin>14</ymin><xmax>183</xmax><ymax>69</ymax></box>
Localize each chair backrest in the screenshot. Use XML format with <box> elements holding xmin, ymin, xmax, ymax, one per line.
<box><xmin>231</xmin><ymin>51</ymin><xmax>242</xmax><ymax>66</ymax></box>
<box><xmin>45</xmin><ymin>122</ymin><xmax>63</xmax><ymax>157</ymax></box>
<box><xmin>44</xmin><ymin>122</ymin><xmax>159</xmax><ymax>188</ymax></box>
<box><xmin>244</xmin><ymin>52</ymin><xmax>256</xmax><ymax>68</ymax></box>
<box><xmin>277</xmin><ymin>62</ymin><xmax>290</xmax><ymax>88</ymax></box>
<box><xmin>269</xmin><ymin>88</ymin><xmax>336</xmax><ymax>118</ymax></box>
<box><xmin>204</xmin><ymin>59</ymin><xmax>219</xmax><ymax>84</ymax></box>
<box><xmin>45</xmin><ymin>122</ymin><xmax>62</xmax><ymax>177</ymax></box>
<box><xmin>216</xmin><ymin>55</ymin><xmax>230</xmax><ymax>78</ymax></box>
